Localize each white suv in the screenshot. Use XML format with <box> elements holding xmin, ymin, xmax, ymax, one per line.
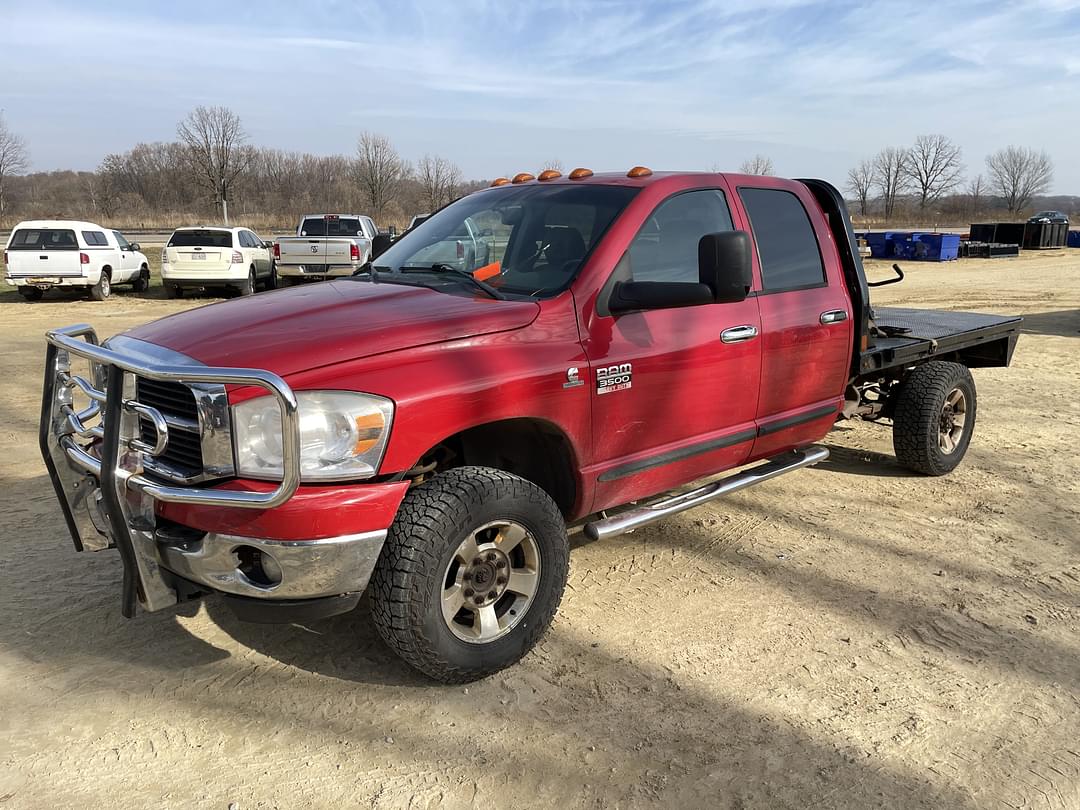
<box><xmin>3</xmin><ymin>220</ymin><xmax>150</xmax><ymax>301</ymax></box>
<box><xmin>161</xmin><ymin>226</ymin><xmax>275</xmax><ymax>297</ymax></box>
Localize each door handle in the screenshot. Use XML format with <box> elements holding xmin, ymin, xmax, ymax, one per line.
<box><xmin>820</xmin><ymin>309</ymin><xmax>848</xmax><ymax>324</ymax></box>
<box><xmin>721</xmin><ymin>325</ymin><xmax>759</xmax><ymax>344</ymax></box>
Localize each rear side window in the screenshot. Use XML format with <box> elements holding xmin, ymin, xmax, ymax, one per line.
<box><xmin>81</xmin><ymin>231</ymin><xmax>109</xmax><ymax>246</ymax></box>
<box><xmin>9</xmin><ymin>229</ymin><xmax>79</xmax><ymax>250</ymax></box>
<box><xmin>301</xmin><ymin>217</ymin><xmax>364</xmax><ymax>237</ymax></box>
<box><xmin>739</xmin><ymin>188</ymin><xmax>825</xmax><ymax>292</ymax></box>
<box><xmin>628</xmin><ymin>190</ymin><xmax>734</xmax><ymax>283</ymax></box>
<box><xmin>168</xmin><ymin>230</ymin><xmax>234</xmax><ymax>248</ymax></box>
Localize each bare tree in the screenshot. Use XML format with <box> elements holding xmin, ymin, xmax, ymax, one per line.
<box><xmin>985</xmin><ymin>146</ymin><xmax>1054</xmax><ymax>213</ymax></box>
<box><xmin>739</xmin><ymin>154</ymin><xmax>774</xmax><ymax>176</ymax></box>
<box><xmin>846</xmin><ymin>159</ymin><xmax>874</xmax><ymax>217</ymax></box>
<box><xmin>873</xmin><ymin>147</ymin><xmax>910</xmax><ymax>222</ymax></box>
<box><xmin>355</xmin><ymin>132</ymin><xmax>408</xmax><ymax>222</ymax></box>
<box><xmin>416</xmin><ymin>154</ymin><xmax>462</xmax><ymax>211</ymax></box>
<box><xmin>967</xmin><ymin>174</ymin><xmax>984</xmax><ymax>220</ymax></box>
<box><xmin>176</xmin><ymin>106</ymin><xmax>254</xmax><ymax>223</ymax></box>
<box><xmin>0</xmin><ymin>113</ymin><xmax>30</xmax><ymax>225</ymax></box>
<box><xmin>905</xmin><ymin>134</ymin><xmax>964</xmax><ymax>211</ymax></box>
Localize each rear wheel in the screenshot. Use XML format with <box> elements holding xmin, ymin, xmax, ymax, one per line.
<box><xmin>19</xmin><ymin>287</ymin><xmax>43</xmax><ymax>302</ymax></box>
<box><xmin>238</xmin><ymin>267</ymin><xmax>256</xmax><ymax>296</ymax></box>
<box><xmin>89</xmin><ymin>269</ymin><xmax>111</xmax><ymax>301</ymax></box>
<box><xmin>892</xmin><ymin>361</ymin><xmax>977</xmax><ymax>475</ymax></box>
<box><xmin>369</xmin><ymin>467</ymin><xmax>569</xmax><ymax>683</ymax></box>
<box><xmin>265</xmin><ymin>262</ymin><xmax>279</xmax><ymax>290</ymax></box>
<box><xmin>164</xmin><ymin>283</ymin><xmax>182</xmax><ymax>299</ymax></box>
<box><xmin>132</xmin><ymin>265</ymin><xmax>150</xmax><ymax>293</ymax></box>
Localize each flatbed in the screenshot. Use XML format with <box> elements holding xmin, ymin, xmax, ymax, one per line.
<box><xmin>859</xmin><ymin>307</ymin><xmax>1022</xmax><ymax>376</ymax></box>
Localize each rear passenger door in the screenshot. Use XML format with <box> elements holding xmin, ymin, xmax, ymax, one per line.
<box><xmin>736</xmin><ymin>183</ymin><xmax>852</xmax><ymax>456</ymax></box>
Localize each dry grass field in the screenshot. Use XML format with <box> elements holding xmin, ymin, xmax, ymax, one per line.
<box><xmin>1</xmin><ymin>250</ymin><xmax>1078</xmax><ymax>809</ymax></box>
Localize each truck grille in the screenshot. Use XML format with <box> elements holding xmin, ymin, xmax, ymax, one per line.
<box><xmin>136</xmin><ymin>378</ymin><xmax>204</xmax><ymax>478</ymax></box>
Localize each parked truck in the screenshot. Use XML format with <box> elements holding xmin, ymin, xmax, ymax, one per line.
<box><xmin>39</xmin><ymin>169</ymin><xmax>1020</xmax><ymax>683</ymax></box>
<box><xmin>272</xmin><ymin>213</ymin><xmax>378</xmax><ymax>284</ymax></box>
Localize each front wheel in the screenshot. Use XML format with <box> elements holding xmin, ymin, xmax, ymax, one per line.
<box><xmin>132</xmin><ymin>265</ymin><xmax>150</xmax><ymax>293</ymax></box>
<box><xmin>369</xmin><ymin>467</ymin><xmax>569</xmax><ymax>683</ymax></box>
<box><xmin>892</xmin><ymin>361</ymin><xmax>977</xmax><ymax>476</ymax></box>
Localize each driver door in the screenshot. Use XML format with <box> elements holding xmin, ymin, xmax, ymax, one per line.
<box><xmin>585</xmin><ymin>188</ymin><xmax>763</xmax><ymax>510</ymax></box>
<box><xmin>113</xmin><ymin>231</ymin><xmax>138</xmax><ymax>280</ymax></box>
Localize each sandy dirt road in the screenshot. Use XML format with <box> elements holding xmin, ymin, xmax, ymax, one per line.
<box><xmin>1</xmin><ymin>251</ymin><xmax>1078</xmax><ymax>809</ymax></box>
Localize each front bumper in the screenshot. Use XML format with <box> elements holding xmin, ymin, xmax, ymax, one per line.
<box><xmin>39</xmin><ymin>324</ymin><xmax>394</xmax><ymax>618</ymax></box>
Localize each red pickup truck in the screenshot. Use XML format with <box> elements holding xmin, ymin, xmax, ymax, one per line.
<box><xmin>40</xmin><ymin>169</ymin><xmax>1021</xmax><ymax>683</ymax></box>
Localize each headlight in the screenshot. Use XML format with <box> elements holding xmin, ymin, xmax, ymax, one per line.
<box><xmin>233</xmin><ymin>390</ymin><xmax>394</xmax><ymax>482</ymax></box>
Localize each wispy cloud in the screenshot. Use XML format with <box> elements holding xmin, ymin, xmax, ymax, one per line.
<box><xmin>2</xmin><ymin>0</ymin><xmax>1078</xmax><ymax>190</ymax></box>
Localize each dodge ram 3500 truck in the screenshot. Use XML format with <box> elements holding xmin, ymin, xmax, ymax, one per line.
<box><xmin>39</xmin><ymin>168</ymin><xmax>1021</xmax><ymax>683</ymax></box>
<box><xmin>273</xmin><ymin>213</ymin><xmax>377</xmax><ymax>284</ymax></box>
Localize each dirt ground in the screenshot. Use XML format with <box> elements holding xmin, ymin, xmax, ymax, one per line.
<box><xmin>1</xmin><ymin>250</ymin><xmax>1078</xmax><ymax>809</ymax></box>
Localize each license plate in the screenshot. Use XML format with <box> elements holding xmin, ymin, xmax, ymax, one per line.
<box><xmin>192</xmin><ymin>253</ymin><xmax>207</xmax><ymax>260</ymax></box>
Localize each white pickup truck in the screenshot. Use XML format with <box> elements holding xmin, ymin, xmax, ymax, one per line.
<box><xmin>4</xmin><ymin>220</ymin><xmax>150</xmax><ymax>301</ymax></box>
<box><xmin>273</xmin><ymin>214</ymin><xmax>378</xmax><ymax>284</ymax></box>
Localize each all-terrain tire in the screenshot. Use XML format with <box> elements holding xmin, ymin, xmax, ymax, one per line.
<box><xmin>369</xmin><ymin>466</ymin><xmax>569</xmax><ymax>683</ymax></box>
<box><xmin>89</xmin><ymin>269</ymin><xmax>111</xmax><ymax>301</ymax></box>
<box><xmin>892</xmin><ymin>361</ymin><xmax>977</xmax><ymax>476</ymax></box>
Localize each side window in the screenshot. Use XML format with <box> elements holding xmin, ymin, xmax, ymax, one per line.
<box><xmin>739</xmin><ymin>188</ymin><xmax>825</xmax><ymax>292</ymax></box>
<box><xmin>112</xmin><ymin>231</ymin><xmax>130</xmax><ymax>249</ymax></box>
<box><xmin>238</xmin><ymin>231</ymin><xmax>251</xmax><ymax>248</ymax></box>
<box><xmin>81</xmin><ymin>231</ymin><xmax>108</xmax><ymax>246</ymax></box>
<box><xmin>250</xmin><ymin>231</ymin><xmax>264</xmax><ymax>247</ymax></box>
<box><xmin>628</xmin><ymin>190</ymin><xmax>733</xmax><ymax>283</ymax></box>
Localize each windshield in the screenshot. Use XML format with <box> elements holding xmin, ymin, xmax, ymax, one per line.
<box><xmin>168</xmin><ymin>229</ymin><xmax>233</xmax><ymax>248</ymax></box>
<box><xmin>301</xmin><ymin>217</ymin><xmax>365</xmax><ymax>237</ymax></box>
<box><xmin>9</xmin><ymin>228</ymin><xmax>79</xmax><ymax>250</ymax></box>
<box><xmin>371</xmin><ymin>184</ymin><xmax>638</xmax><ymax>299</ymax></box>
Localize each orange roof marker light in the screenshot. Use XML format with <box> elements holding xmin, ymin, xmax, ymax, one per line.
<box><xmin>568</xmin><ymin>167</ymin><xmax>594</xmax><ymax>180</ymax></box>
<box><xmin>627</xmin><ymin>166</ymin><xmax>653</xmax><ymax>178</ymax></box>
<box><xmin>490</xmin><ymin>177</ymin><xmax>511</xmax><ymax>187</ymax></box>
<box><xmin>537</xmin><ymin>169</ymin><xmax>562</xmax><ymax>181</ymax></box>
<box><xmin>511</xmin><ymin>172</ymin><xmax>536</xmax><ymax>184</ymax></box>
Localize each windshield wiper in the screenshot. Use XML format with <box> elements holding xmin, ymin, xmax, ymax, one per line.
<box><xmin>398</xmin><ymin>263</ymin><xmax>506</xmax><ymax>300</ymax></box>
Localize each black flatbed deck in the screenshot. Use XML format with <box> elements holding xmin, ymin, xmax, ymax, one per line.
<box><xmin>858</xmin><ymin>307</ymin><xmax>1023</xmax><ymax>376</ymax></box>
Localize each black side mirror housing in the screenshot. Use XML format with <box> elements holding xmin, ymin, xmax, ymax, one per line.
<box><xmin>698</xmin><ymin>231</ymin><xmax>752</xmax><ymax>303</ymax></box>
<box><xmin>371</xmin><ymin>233</ymin><xmax>394</xmax><ymax>259</ymax></box>
<box><xmin>129</xmin><ymin>242</ymin><xmax>141</xmax><ymax>252</ymax></box>
<box><xmin>608</xmin><ymin>280</ymin><xmax>714</xmax><ymax>313</ymax></box>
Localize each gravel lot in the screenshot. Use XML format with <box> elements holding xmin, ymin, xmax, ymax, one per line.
<box><xmin>1</xmin><ymin>250</ymin><xmax>1078</xmax><ymax>809</ymax></box>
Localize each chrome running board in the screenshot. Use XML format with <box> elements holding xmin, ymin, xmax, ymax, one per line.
<box><xmin>582</xmin><ymin>446</ymin><xmax>829</xmax><ymax>542</ymax></box>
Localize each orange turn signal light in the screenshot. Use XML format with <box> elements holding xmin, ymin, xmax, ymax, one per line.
<box><xmin>568</xmin><ymin>167</ymin><xmax>593</xmax><ymax>180</ymax></box>
<box><xmin>627</xmin><ymin>166</ymin><xmax>653</xmax><ymax>178</ymax></box>
<box><xmin>512</xmin><ymin>172</ymin><xmax>536</xmax><ymax>184</ymax></box>
<box><xmin>537</xmin><ymin>169</ymin><xmax>562</xmax><ymax>181</ymax></box>
<box><xmin>490</xmin><ymin>177</ymin><xmax>510</xmax><ymax>187</ymax></box>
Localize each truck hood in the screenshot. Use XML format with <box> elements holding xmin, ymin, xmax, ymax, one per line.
<box><xmin>125</xmin><ymin>280</ymin><xmax>540</xmax><ymax>377</ymax></box>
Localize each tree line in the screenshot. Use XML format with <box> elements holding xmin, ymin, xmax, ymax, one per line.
<box><xmin>844</xmin><ymin>134</ymin><xmax>1057</xmax><ymax>223</ymax></box>
<box><xmin>0</xmin><ymin>107</ymin><xmax>483</xmax><ymax>231</ymax></box>
<box><xmin>0</xmin><ymin>111</ymin><xmax>1071</xmax><ymax>231</ymax></box>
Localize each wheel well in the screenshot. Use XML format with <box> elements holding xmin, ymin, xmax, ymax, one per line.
<box><xmin>101</xmin><ymin>265</ymin><xmax>112</xmax><ymax>275</ymax></box>
<box><xmin>411</xmin><ymin>419</ymin><xmax>578</xmax><ymax>517</ymax></box>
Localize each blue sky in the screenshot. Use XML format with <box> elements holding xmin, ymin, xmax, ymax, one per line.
<box><xmin>2</xmin><ymin>0</ymin><xmax>1079</xmax><ymax>192</ymax></box>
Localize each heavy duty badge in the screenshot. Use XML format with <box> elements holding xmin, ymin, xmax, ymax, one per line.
<box><xmin>596</xmin><ymin>363</ymin><xmax>632</xmax><ymax>394</ymax></box>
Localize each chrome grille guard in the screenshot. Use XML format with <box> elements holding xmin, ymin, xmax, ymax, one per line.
<box><xmin>40</xmin><ymin>323</ymin><xmax>301</xmax><ymax>616</ymax></box>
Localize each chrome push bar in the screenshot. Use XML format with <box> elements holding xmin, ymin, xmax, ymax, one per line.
<box><xmin>39</xmin><ymin>324</ymin><xmax>302</xmax><ymax>616</ymax></box>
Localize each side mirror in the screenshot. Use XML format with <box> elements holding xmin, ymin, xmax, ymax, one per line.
<box><xmin>263</xmin><ymin>241</ymin><xmax>274</xmax><ymax>249</ymax></box>
<box><xmin>371</xmin><ymin>233</ymin><xmax>394</xmax><ymax>259</ymax></box>
<box><xmin>698</xmin><ymin>231</ymin><xmax>752</xmax><ymax>303</ymax></box>
<box><xmin>609</xmin><ymin>280</ymin><xmax>714</xmax><ymax>313</ymax></box>
<box><xmin>129</xmin><ymin>242</ymin><xmax>141</xmax><ymax>252</ymax></box>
